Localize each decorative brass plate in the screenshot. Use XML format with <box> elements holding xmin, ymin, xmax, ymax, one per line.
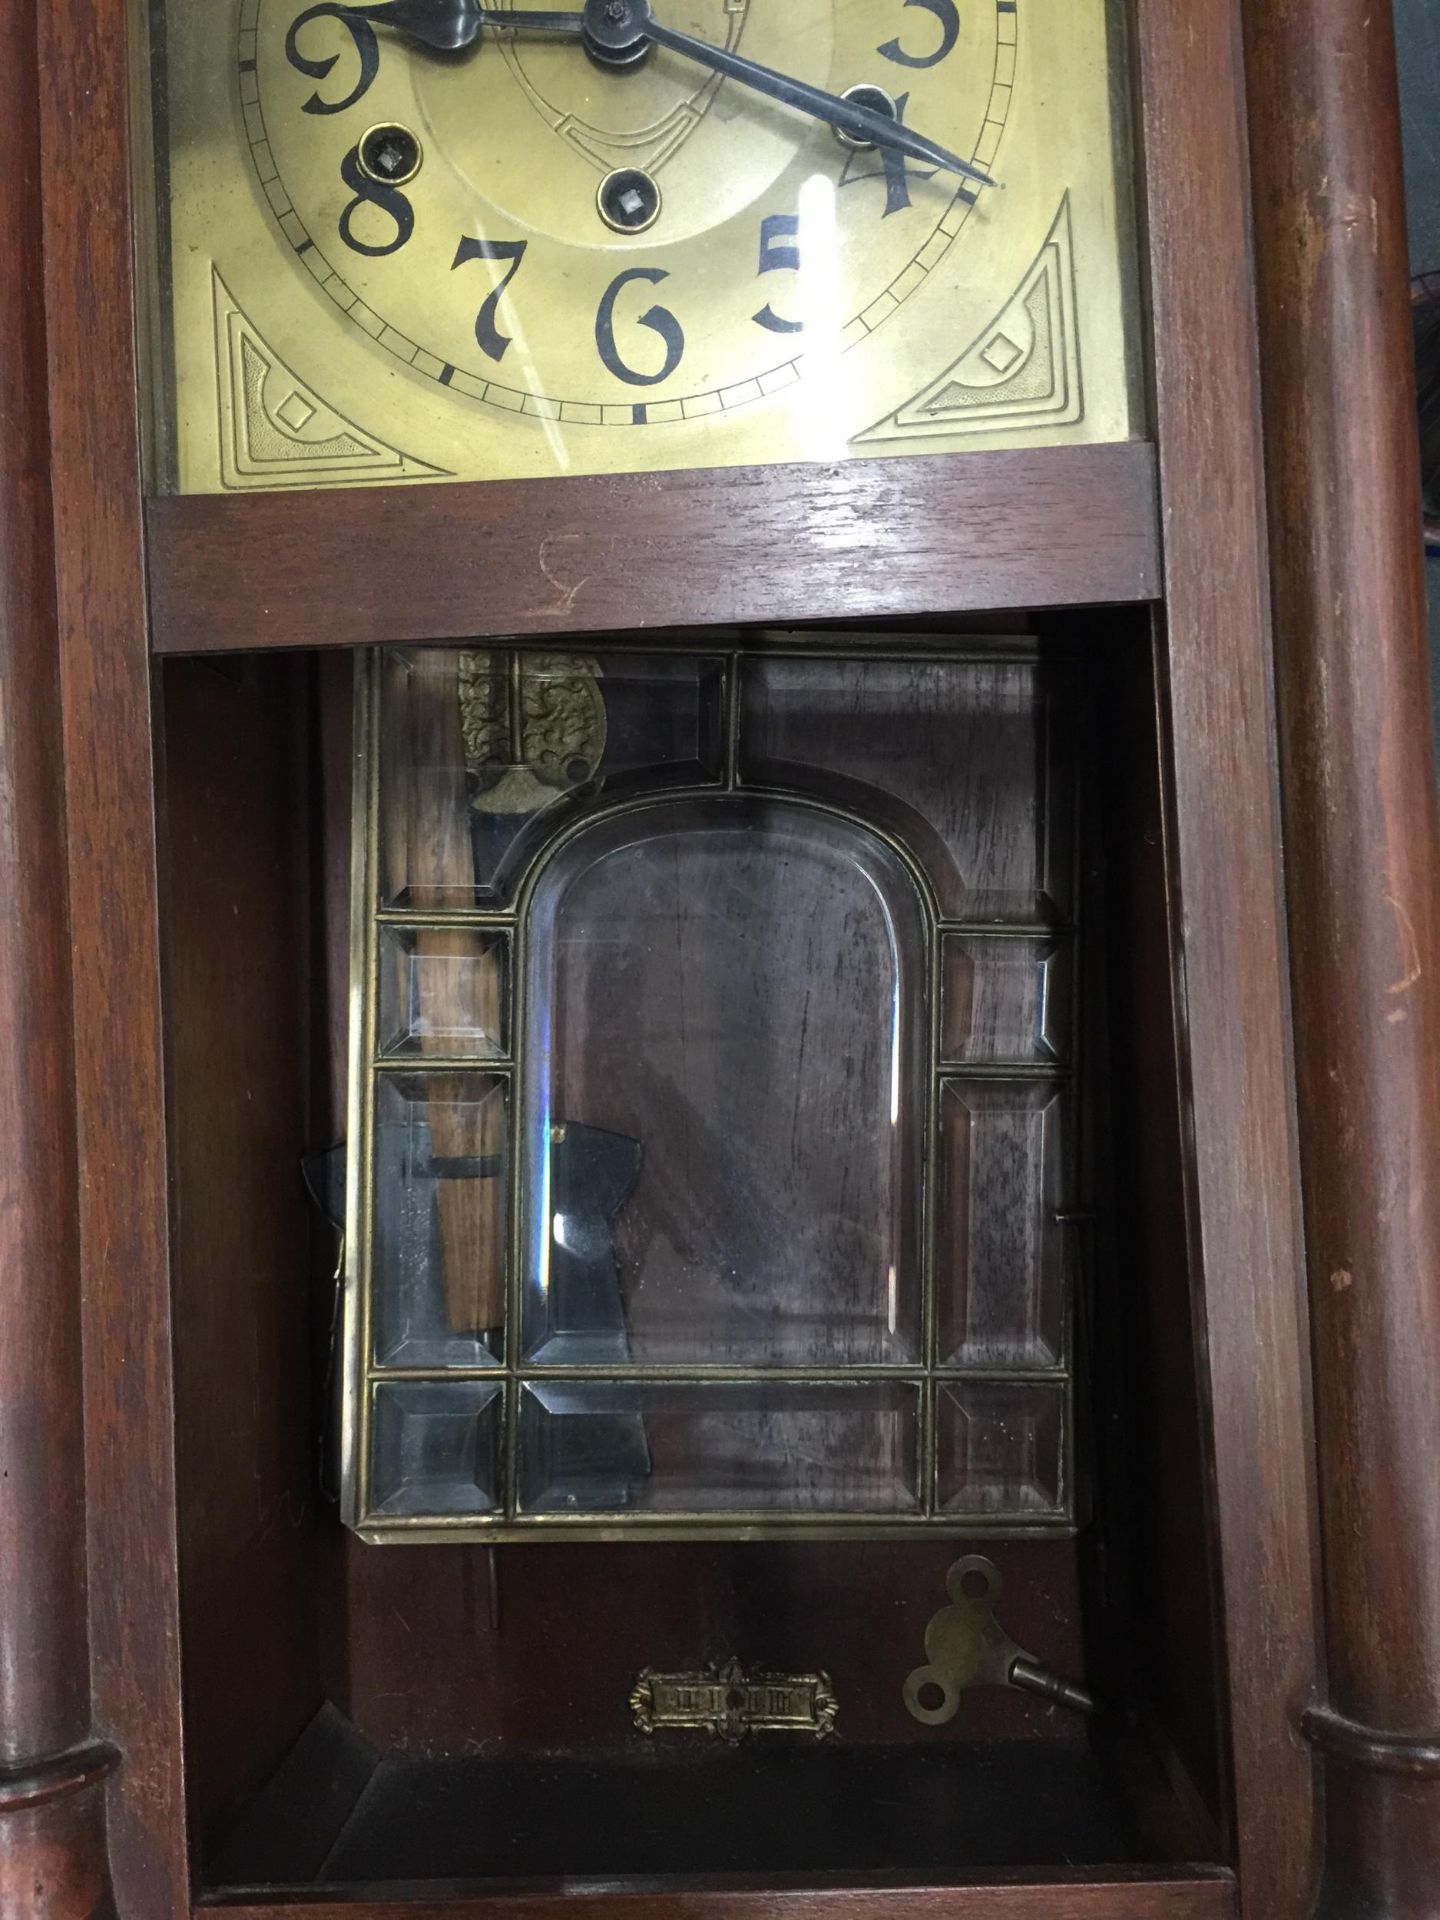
<box><xmin>150</xmin><ymin>0</ymin><xmax>1143</xmax><ymax>491</ymax></box>
<box><xmin>631</xmin><ymin>1660</ymin><xmax>838</xmax><ymax>1740</ymax></box>
<box><xmin>459</xmin><ymin>650</ymin><xmax>608</xmax><ymax>817</ymax></box>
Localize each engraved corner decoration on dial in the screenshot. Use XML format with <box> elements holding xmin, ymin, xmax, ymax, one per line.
<box><xmin>239</xmin><ymin>0</ymin><xmax>1018</xmax><ymax>425</ymax></box>
<box><xmin>212</xmin><ymin>267</ymin><xmax>449</xmax><ymax>487</ymax></box>
<box><xmin>852</xmin><ymin>191</ymin><xmax>1082</xmax><ymax>447</ymax></box>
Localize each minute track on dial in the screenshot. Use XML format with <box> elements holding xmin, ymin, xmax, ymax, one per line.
<box><xmin>165</xmin><ymin>0</ymin><xmax>1143</xmax><ymax>488</ymax></box>
<box><xmin>325</xmin><ymin>0</ymin><xmax>997</xmax><ymax>187</ymax></box>
<box><xmin>634</xmin><ymin>4</ymin><xmax>994</xmax><ymax>186</ymax></box>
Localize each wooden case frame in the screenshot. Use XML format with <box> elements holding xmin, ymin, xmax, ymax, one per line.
<box><xmin>1</xmin><ymin>1</ymin><xmax>1438</xmax><ymax>1918</ymax></box>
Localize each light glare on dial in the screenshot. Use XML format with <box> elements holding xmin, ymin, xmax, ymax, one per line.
<box><xmin>796</xmin><ymin>174</ymin><xmax>847</xmax><ymax>462</ymax></box>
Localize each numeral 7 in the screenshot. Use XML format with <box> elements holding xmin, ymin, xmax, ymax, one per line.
<box><xmin>451</xmin><ymin>237</ymin><xmax>529</xmax><ymax>364</ymax></box>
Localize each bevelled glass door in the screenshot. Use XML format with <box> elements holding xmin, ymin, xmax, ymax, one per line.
<box><xmin>345</xmin><ymin>644</ymin><xmax>1082</xmax><ymax>1540</ymax></box>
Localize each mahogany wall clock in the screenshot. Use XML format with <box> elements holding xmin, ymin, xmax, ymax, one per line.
<box><xmin>2</xmin><ymin>1</ymin><xmax>1439</xmax><ymax>1919</ymax></box>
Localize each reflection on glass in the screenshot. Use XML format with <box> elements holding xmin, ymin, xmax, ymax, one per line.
<box><xmin>380</xmin><ymin>648</ymin><xmax>726</xmax><ymax>907</ymax></box>
<box><xmin>742</xmin><ymin>657</ymin><xmax>1073</xmax><ymax>920</ymax></box>
<box><xmin>937</xmin><ymin>1382</ymin><xmax>1065</xmax><ymax>1517</ymax></box>
<box><xmin>796</xmin><ymin>173</ymin><xmax>848</xmax><ymax>463</ymax></box>
<box><xmin>519</xmin><ymin>1381</ymin><xmax>921</xmax><ymax>1517</ymax></box>
<box><xmin>356</xmin><ymin>647</ymin><xmax>1090</xmax><ymax>1533</ymax></box>
<box><xmin>372</xmin><ymin>1073</ymin><xmax>508</xmax><ymax>1369</ymax></box>
<box><xmin>521</xmin><ymin>795</ymin><xmax>925</xmax><ymax>1367</ymax></box>
<box><xmin>371</xmin><ymin>1380</ymin><xmax>504</xmax><ymax>1518</ymax></box>
<box><xmin>941</xmin><ymin>935</ymin><xmax>1071</xmax><ymax>1065</ymax></box>
<box><xmin>937</xmin><ymin>1081</ymin><xmax>1070</xmax><ymax>1368</ymax></box>
<box><xmin>378</xmin><ymin>926</ymin><xmax>509</xmax><ymax>1060</ymax></box>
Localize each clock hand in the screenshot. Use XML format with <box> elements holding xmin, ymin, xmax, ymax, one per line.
<box><xmin>334</xmin><ymin>0</ymin><xmax>583</xmax><ymax>55</ymax></box>
<box><xmin>629</xmin><ymin>4</ymin><xmax>994</xmax><ymax>188</ymax></box>
<box><xmin>351</xmin><ymin>0</ymin><xmax>994</xmax><ymax>187</ymax></box>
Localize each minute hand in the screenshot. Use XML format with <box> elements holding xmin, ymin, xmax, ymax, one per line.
<box><xmin>639</xmin><ymin>9</ymin><xmax>993</xmax><ymax>188</ymax></box>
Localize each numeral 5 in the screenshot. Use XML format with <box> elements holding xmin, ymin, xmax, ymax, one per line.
<box><xmin>753</xmin><ymin>215</ymin><xmax>804</xmax><ymax>335</ymax></box>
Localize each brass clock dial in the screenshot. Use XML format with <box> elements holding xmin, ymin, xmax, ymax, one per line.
<box><xmin>155</xmin><ymin>0</ymin><xmax>1140</xmax><ymax>491</ymax></box>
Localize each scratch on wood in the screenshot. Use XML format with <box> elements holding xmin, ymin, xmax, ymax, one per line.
<box><xmin>536</xmin><ymin>532</ymin><xmax>587</xmax><ymax>620</ymax></box>
<box><xmin>1384</xmin><ymin>887</ymin><xmax>1423</xmax><ymax>995</ymax></box>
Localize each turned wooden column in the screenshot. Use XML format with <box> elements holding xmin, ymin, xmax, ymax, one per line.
<box><xmin>1243</xmin><ymin>0</ymin><xmax>1440</xmax><ymax>1912</ymax></box>
<box><xmin>0</xmin><ymin>2</ymin><xmax>117</xmax><ymax>1915</ymax></box>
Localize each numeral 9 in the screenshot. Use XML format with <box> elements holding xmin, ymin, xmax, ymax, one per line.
<box><xmin>285</xmin><ymin>3</ymin><xmax>380</xmax><ymax>114</ymax></box>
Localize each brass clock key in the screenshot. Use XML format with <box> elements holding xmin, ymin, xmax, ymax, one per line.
<box><xmin>904</xmin><ymin>1557</ymin><xmax>1096</xmax><ymax>1726</ymax></box>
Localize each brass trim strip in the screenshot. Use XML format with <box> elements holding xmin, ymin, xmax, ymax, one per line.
<box><xmin>357</xmin><ymin>1516</ymin><xmax>1079</xmax><ymax>1547</ymax></box>
<box><xmin>361</xmin><ymin>1365</ymin><xmax>1070</xmax><ymax>1384</ymax></box>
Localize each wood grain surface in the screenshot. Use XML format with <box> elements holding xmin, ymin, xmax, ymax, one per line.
<box><xmin>161</xmin><ymin>657</ymin><xmax>326</xmax><ymax>1852</ymax></box>
<box><xmin>145</xmin><ymin>444</ymin><xmax>1161</xmax><ymax>656</ymax></box>
<box><xmin>35</xmin><ymin>0</ymin><xmax>192</xmax><ymax>1905</ymax></box>
<box><xmin>1133</xmin><ymin>0</ymin><xmax>1324</xmax><ymax>1913</ymax></box>
<box><xmin>0</xmin><ymin>1</ymin><xmax>117</xmax><ymax>1915</ymax></box>
<box><xmin>1243</xmin><ymin>0</ymin><xmax>1440</xmax><ymax>1909</ymax></box>
<box><xmin>404</xmin><ymin>655</ymin><xmax>509</xmax><ymax>1338</ymax></box>
<box><xmin>199</xmin><ymin>1869</ymin><xmax>1236</xmax><ymax>1920</ymax></box>
<box><xmin>1086</xmin><ymin>622</ymin><xmax>1225</xmax><ymax>1834</ymax></box>
<box><xmin>19</xmin><ymin>0</ymin><xmax>1432</xmax><ymax>1911</ymax></box>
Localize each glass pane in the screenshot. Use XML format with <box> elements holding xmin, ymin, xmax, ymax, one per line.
<box><xmin>941</xmin><ymin>935</ymin><xmax>1071</xmax><ymax>1065</ymax></box>
<box><xmin>160</xmin><ymin>0</ymin><xmax>1142</xmax><ymax>498</ymax></box>
<box><xmin>380</xmin><ymin>649</ymin><xmax>725</xmax><ymax>907</ymax></box>
<box><xmin>937</xmin><ymin>1383</ymin><xmax>1065</xmax><ymax>1518</ymax></box>
<box><xmin>937</xmin><ymin>1082</ymin><xmax>1071</xmax><ymax>1368</ymax></box>
<box><xmin>518</xmin><ymin>1382</ymin><xmax>921</xmax><ymax>1517</ymax></box>
<box><xmin>373</xmin><ymin>1073</ymin><xmax>508</xmax><ymax>1369</ymax></box>
<box><xmin>521</xmin><ymin>795</ymin><xmax>925</xmax><ymax>1366</ymax></box>
<box><xmin>378</xmin><ymin>927</ymin><xmax>509</xmax><ymax>1060</ymax></box>
<box><xmin>740</xmin><ymin>658</ymin><xmax>1074</xmax><ymax>921</ymax></box>
<box><xmin>370</xmin><ymin>1381</ymin><xmax>504</xmax><ymax>1518</ymax></box>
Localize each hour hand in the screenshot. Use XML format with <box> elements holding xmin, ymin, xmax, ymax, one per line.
<box><xmin>350</xmin><ymin>0</ymin><xmax>584</xmax><ymax>54</ymax></box>
<box><xmin>350</xmin><ymin>0</ymin><xmax>996</xmax><ymax>195</ymax></box>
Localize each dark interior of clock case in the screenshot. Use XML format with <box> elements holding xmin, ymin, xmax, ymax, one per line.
<box><xmin>157</xmin><ymin>614</ymin><xmax>1227</xmax><ymax>1898</ymax></box>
